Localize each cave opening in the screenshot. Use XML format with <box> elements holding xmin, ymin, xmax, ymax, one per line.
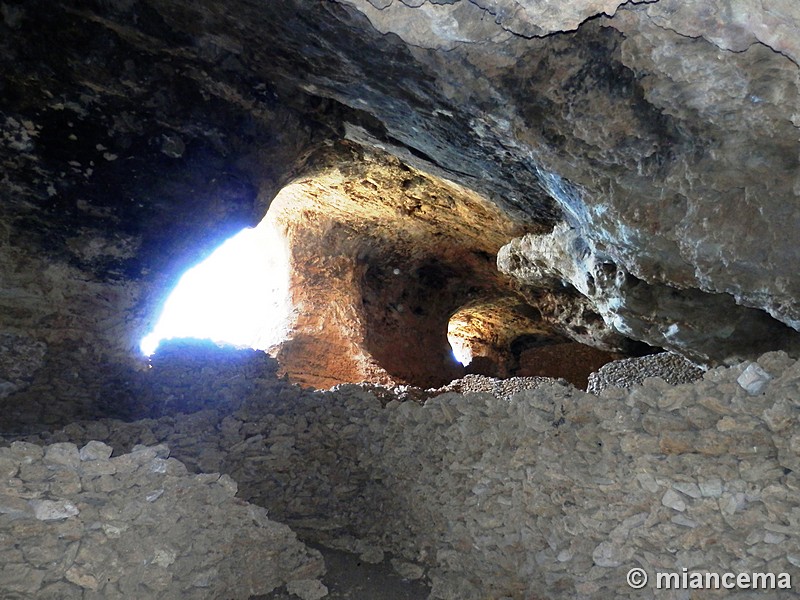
<box><xmin>137</xmin><ymin>144</ymin><xmax>637</xmax><ymax>391</ymax></box>
<box><xmin>139</xmin><ymin>212</ymin><xmax>292</xmax><ymax>358</ymax></box>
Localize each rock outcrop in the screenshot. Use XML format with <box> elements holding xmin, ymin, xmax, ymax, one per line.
<box><xmin>498</xmin><ymin>224</ymin><xmax>800</xmax><ymax>363</ymax></box>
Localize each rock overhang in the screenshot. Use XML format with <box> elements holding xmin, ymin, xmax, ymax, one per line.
<box><xmin>1</xmin><ymin>0</ymin><xmax>799</xmax><ymax>385</ymax></box>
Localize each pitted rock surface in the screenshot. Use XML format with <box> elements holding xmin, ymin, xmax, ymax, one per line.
<box><xmin>587</xmin><ymin>352</ymin><xmax>705</xmax><ymax>395</ymax></box>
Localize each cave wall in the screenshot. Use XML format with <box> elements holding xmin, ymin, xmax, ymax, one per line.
<box><xmin>268</xmin><ymin>141</ymin><xmax>536</xmax><ymax>389</ymax></box>
<box><xmin>327</xmin><ymin>0</ymin><xmax>800</xmax><ymax>336</ymax></box>
<box><xmin>4</xmin><ymin>0</ymin><xmax>800</xmax><ymax>394</ymax></box>
<box><xmin>0</xmin><ymin>0</ymin><xmax>334</xmax><ymax>411</ymax></box>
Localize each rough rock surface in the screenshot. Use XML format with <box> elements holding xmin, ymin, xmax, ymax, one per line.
<box><xmin>0</xmin><ymin>441</ymin><xmax>324</xmax><ymax>600</ymax></box>
<box><xmin>587</xmin><ymin>352</ymin><xmax>705</xmax><ymax>395</ymax></box>
<box><xmin>498</xmin><ymin>223</ymin><xmax>800</xmax><ymax>364</ymax></box>
<box><xmin>516</xmin><ymin>341</ymin><xmax>623</xmax><ymax>389</ymax></box>
<box><xmin>6</xmin><ymin>349</ymin><xmax>799</xmax><ymax>599</ymax></box>
<box><xmin>3</xmin><ymin>0</ymin><xmax>800</xmax><ymax>394</ymax></box>
<box><xmin>0</xmin><ymin>339</ymin><xmax>279</xmax><ymax>433</ymax></box>
<box><xmin>267</xmin><ymin>141</ymin><xmax>541</xmax><ymax>389</ymax></box>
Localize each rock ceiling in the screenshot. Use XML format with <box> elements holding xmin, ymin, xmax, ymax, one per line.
<box><xmin>2</xmin><ymin>0</ymin><xmax>800</xmax><ymax>388</ymax></box>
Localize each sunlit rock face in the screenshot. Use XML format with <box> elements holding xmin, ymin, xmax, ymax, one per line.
<box><xmin>266</xmin><ymin>142</ymin><xmax>538</xmax><ymax>389</ymax></box>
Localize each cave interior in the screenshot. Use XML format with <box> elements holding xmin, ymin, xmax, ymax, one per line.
<box><xmin>1</xmin><ymin>1</ymin><xmax>800</xmax><ymax>599</ymax></box>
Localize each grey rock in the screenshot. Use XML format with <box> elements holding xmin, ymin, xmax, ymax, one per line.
<box><xmin>673</xmin><ymin>482</ymin><xmax>702</xmax><ymax>499</ymax></box>
<box><xmin>390</xmin><ymin>558</ymin><xmax>425</xmax><ymax>580</ymax></box>
<box><xmin>661</xmin><ymin>489</ymin><xmax>687</xmax><ymax>512</ymax></box>
<box><xmin>4</xmin><ymin>352</ymin><xmax>800</xmax><ymax>599</ymax></box>
<box><xmin>29</xmin><ymin>499</ymin><xmax>79</xmax><ymax>520</ymax></box>
<box><xmin>358</xmin><ymin>546</ymin><xmax>385</xmax><ymax>564</ymax></box>
<box><xmin>698</xmin><ymin>479</ymin><xmax>723</xmax><ymax>498</ymax></box>
<box><xmin>0</xmin><ymin>457</ymin><xmax>18</xmax><ymax>479</ymax></box>
<box><xmin>587</xmin><ymin>352</ymin><xmax>704</xmax><ymax>394</ymax></box>
<box><xmin>79</xmin><ymin>440</ymin><xmax>113</xmax><ymax>461</ymax></box>
<box><xmin>0</xmin><ymin>494</ymin><xmax>33</xmax><ymax>519</ymax></box>
<box><xmin>592</xmin><ymin>541</ymin><xmax>630</xmax><ymax>567</ymax></box>
<box><xmin>0</xmin><ymin>443</ymin><xmax>324</xmax><ymax>599</ymax></box>
<box><xmin>43</xmin><ymin>443</ymin><xmax>80</xmax><ymax>468</ymax></box>
<box><xmin>737</xmin><ymin>363</ymin><xmax>772</xmax><ymax>395</ymax></box>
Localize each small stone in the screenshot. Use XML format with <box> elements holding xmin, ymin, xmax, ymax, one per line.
<box><xmin>763</xmin><ymin>532</ymin><xmax>785</xmax><ymax>544</ymax></box>
<box><xmin>0</xmin><ymin>457</ymin><xmax>18</xmax><ymax>479</ymax></box>
<box><xmin>286</xmin><ymin>579</ymin><xmax>328</xmax><ymax>600</ymax></box>
<box><xmin>671</xmin><ymin>515</ymin><xmax>698</xmax><ymax>528</ymax></box>
<box><xmin>80</xmin><ymin>459</ymin><xmax>116</xmax><ymax>477</ymax></box>
<box><xmin>359</xmin><ymin>546</ymin><xmax>384</xmax><ymax>564</ymax></box>
<box><xmin>146</xmin><ymin>489</ymin><xmax>164</xmax><ymax>502</ymax></box>
<box><xmin>79</xmin><ymin>441</ymin><xmax>113</xmax><ymax>461</ymax></box>
<box><xmin>194</xmin><ymin>473</ymin><xmax>221</xmax><ymax>484</ymax></box>
<box><xmin>191</xmin><ymin>568</ymin><xmax>218</xmax><ymax>588</ymax></box>
<box><xmin>149</xmin><ymin>458</ymin><xmax>168</xmax><ymax>474</ymax></box>
<box><xmin>152</xmin><ymin>547</ymin><xmax>177</xmax><ymax>567</ymax></box>
<box><xmin>719</xmin><ymin>492</ymin><xmax>746</xmax><ymax>515</ymax></box>
<box><xmin>673</xmin><ymin>482</ymin><xmax>702</xmax><ymax>499</ymax></box>
<box><xmin>699</xmin><ymin>478</ymin><xmax>723</xmax><ymax>498</ymax></box>
<box><xmin>390</xmin><ymin>558</ymin><xmax>424</xmax><ymax>580</ymax></box>
<box><xmin>661</xmin><ymin>489</ymin><xmax>687</xmax><ymax>512</ymax></box>
<box><xmin>161</xmin><ymin>134</ymin><xmax>185</xmax><ymax>158</ymax></box>
<box><xmin>745</xmin><ymin>530</ymin><xmax>763</xmax><ymax>545</ymax></box>
<box><xmin>217</xmin><ymin>474</ymin><xmax>238</xmax><ymax>495</ymax></box>
<box><xmin>0</xmin><ymin>380</ymin><xmax>17</xmax><ymax>397</ymax></box>
<box><xmin>636</xmin><ymin>472</ymin><xmax>660</xmax><ymax>494</ymax></box>
<box><xmin>29</xmin><ymin>499</ymin><xmax>79</xmax><ymax>520</ymax></box>
<box><xmin>764</xmin><ymin>523</ymin><xmax>795</xmax><ymax>535</ymax></box>
<box><xmin>49</xmin><ymin>469</ymin><xmax>81</xmax><ymax>495</ymax></box>
<box><xmin>102</xmin><ymin>523</ymin><xmax>127</xmax><ymax>538</ymax></box>
<box><xmin>65</xmin><ymin>566</ymin><xmax>99</xmax><ymax>590</ymax></box>
<box><xmin>592</xmin><ymin>541</ymin><xmax>630</xmax><ymax>567</ymax></box>
<box><xmin>0</xmin><ymin>494</ymin><xmax>34</xmax><ymax>519</ymax></box>
<box><xmin>737</xmin><ymin>363</ymin><xmax>772</xmax><ymax>395</ymax></box>
<box><xmin>1</xmin><ymin>563</ymin><xmax>45</xmax><ymax>594</ymax></box>
<box><xmin>9</xmin><ymin>441</ymin><xmax>43</xmax><ymax>463</ymax></box>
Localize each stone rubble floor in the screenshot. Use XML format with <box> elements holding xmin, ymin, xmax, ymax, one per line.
<box><xmin>254</xmin><ymin>545</ymin><xmax>430</xmax><ymax>600</ymax></box>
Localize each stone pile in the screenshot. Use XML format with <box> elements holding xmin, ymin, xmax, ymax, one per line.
<box><xmin>142</xmin><ymin>339</ymin><xmax>279</xmax><ymax>416</ymax></box>
<box><xmin>0</xmin><ymin>441</ymin><xmax>324</xmax><ymax>600</ymax></box>
<box><xmin>587</xmin><ymin>351</ymin><xmax>705</xmax><ymax>395</ymax></box>
<box><xmin>6</xmin><ymin>351</ymin><xmax>799</xmax><ymax>599</ymax></box>
<box><xmin>337</xmin><ymin>374</ymin><xmax>568</xmax><ymax>406</ymax></box>
<box><xmin>429</xmin><ymin>373</ymin><xmax>569</xmax><ymax>401</ymax></box>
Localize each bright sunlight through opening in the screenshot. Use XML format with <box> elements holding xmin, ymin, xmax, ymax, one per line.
<box><xmin>447</xmin><ymin>329</ymin><xmax>473</xmax><ymax>367</ymax></box>
<box><xmin>140</xmin><ymin>217</ymin><xmax>292</xmax><ymax>356</ymax></box>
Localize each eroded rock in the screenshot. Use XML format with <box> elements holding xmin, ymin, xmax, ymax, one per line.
<box><xmin>499</xmin><ymin>224</ymin><xmax>800</xmax><ymax>364</ymax></box>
